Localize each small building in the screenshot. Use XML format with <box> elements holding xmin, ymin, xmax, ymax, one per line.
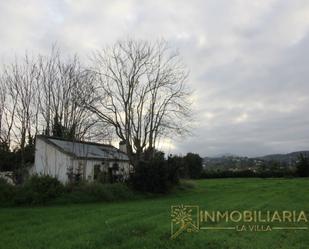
<box><xmin>34</xmin><ymin>135</ymin><xmax>131</xmax><ymax>183</ymax></box>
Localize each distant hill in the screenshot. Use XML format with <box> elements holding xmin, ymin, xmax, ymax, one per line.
<box><xmin>256</xmin><ymin>151</ymin><xmax>309</xmax><ymax>164</ymax></box>
<box><xmin>203</xmin><ymin>151</ymin><xmax>309</xmax><ymax>170</ymax></box>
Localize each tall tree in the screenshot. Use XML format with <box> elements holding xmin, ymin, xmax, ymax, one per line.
<box><xmin>2</xmin><ymin>56</ymin><xmax>39</xmax><ymax>167</ymax></box>
<box><xmin>0</xmin><ymin>76</ymin><xmax>6</xmax><ymax>144</ymax></box>
<box><xmin>85</xmin><ymin>40</ymin><xmax>191</xmax><ymax>164</ymax></box>
<box><xmin>37</xmin><ymin>48</ymin><xmax>106</xmax><ymax>141</ymax></box>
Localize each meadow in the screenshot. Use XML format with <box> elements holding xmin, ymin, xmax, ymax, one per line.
<box><xmin>0</xmin><ymin>178</ymin><xmax>308</xmax><ymax>249</ymax></box>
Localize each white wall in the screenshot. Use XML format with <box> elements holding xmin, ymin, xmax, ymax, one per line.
<box><xmin>34</xmin><ymin>138</ymin><xmax>72</xmax><ymax>183</ymax></box>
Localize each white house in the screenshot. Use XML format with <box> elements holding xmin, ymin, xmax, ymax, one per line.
<box><xmin>34</xmin><ymin>135</ymin><xmax>131</xmax><ymax>183</ymax></box>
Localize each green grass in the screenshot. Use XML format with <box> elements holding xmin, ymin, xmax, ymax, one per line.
<box><xmin>0</xmin><ymin>178</ymin><xmax>308</xmax><ymax>249</ymax></box>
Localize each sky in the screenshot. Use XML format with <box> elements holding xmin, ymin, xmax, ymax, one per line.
<box><xmin>0</xmin><ymin>0</ymin><xmax>309</xmax><ymax>157</ymax></box>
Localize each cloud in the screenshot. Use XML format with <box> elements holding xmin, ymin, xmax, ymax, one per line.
<box><xmin>0</xmin><ymin>0</ymin><xmax>309</xmax><ymax>156</ymax></box>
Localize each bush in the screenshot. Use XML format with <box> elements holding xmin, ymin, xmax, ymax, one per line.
<box><xmin>131</xmin><ymin>153</ymin><xmax>180</xmax><ymax>193</ymax></box>
<box><xmin>167</xmin><ymin>153</ymin><xmax>203</xmax><ymax>179</ymax></box>
<box><xmin>132</xmin><ymin>160</ymin><xmax>168</xmax><ymax>193</ymax></box>
<box><xmin>167</xmin><ymin>156</ymin><xmax>181</xmax><ymax>184</ymax></box>
<box><xmin>184</xmin><ymin>153</ymin><xmax>203</xmax><ymax>179</ymax></box>
<box><xmin>14</xmin><ymin>175</ymin><xmax>64</xmax><ymax>205</ymax></box>
<box><xmin>3</xmin><ymin>175</ymin><xmax>137</xmax><ymax>206</ymax></box>
<box><xmin>0</xmin><ymin>178</ymin><xmax>16</xmax><ymax>205</ymax></box>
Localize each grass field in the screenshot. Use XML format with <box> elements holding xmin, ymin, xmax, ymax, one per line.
<box><xmin>0</xmin><ymin>178</ymin><xmax>308</xmax><ymax>249</ymax></box>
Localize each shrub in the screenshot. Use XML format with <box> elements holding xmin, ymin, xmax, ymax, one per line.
<box><xmin>0</xmin><ymin>178</ymin><xmax>16</xmax><ymax>205</ymax></box>
<box><xmin>131</xmin><ymin>153</ymin><xmax>180</xmax><ymax>193</ymax></box>
<box><xmin>166</xmin><ymin>156</ymin><xmax>181</xmax><ymax>185</ymax></box>
<box><xmin>14</xmin><ymin>175</ymin><xmax>64</xmax><ymax>205</ymax></box>
<box><xmin>184</xmin><ymin>153</ymin><xmax>203</xmax><ymax>179</ymax></box>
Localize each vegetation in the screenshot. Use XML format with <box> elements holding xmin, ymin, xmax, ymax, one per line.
<box><xmin>0</xmin><ymin>178</ymin><xmax>308</xmax><ymax>249</ymax></box>
<box><xmin>13</xmin><ymin>175</ymin><xmax>64</xmax><ymax>205</ymax></box>
<box><xmin>296</xmin><ymin>153</ymin><xmax>309</xmax><ymax>177</ymax></box>
<box><xmin>130</xmin><ymin>152</ymin><xmax>204</xmax><ymax>193</ymax></box>
<box><xmin>183</xmin><ymin>153</ymin><xmax>203</xmax><ymax>178</ymax></box>
<box><xmin>0</xmin><ymin>178</ymin><xmax>15</xmax><ymax>205</ymax></box>
<box><xmin>0</xmin><ymin>137</ymin><xmax>35</xmax><ymax>172</ymax></box>
<box><xmin>201</xmin><ymin>154</ymin><xmax>309</xmax><ymax>179</ymax></box>
<box><xmin>131</xmin><ymin>152</ymin><xmax>174</xmax><ymax>193</ymax></box>
<box><xmin>0</xmin><ymin>175</ymin><xmax>141</xmax><ymax>206</ymax></box>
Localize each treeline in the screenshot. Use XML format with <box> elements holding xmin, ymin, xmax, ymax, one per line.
<box><xmin>201</xmin><ymin>169</ymin><xmax>295</xmax><ymax>178</ymax></box>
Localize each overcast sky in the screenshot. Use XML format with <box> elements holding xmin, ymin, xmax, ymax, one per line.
<box><xmin>1</xmin><ymin>0</ymin><xmax>309</xmax><ymax>157</ymax></box>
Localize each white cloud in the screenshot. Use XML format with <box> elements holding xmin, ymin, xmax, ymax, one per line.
<box><xmin>1</xmin><ymin>0</ymin><xmax>309</xmax><ymax>156</ymax></box>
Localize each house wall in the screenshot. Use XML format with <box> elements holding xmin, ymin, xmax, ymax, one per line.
<box><xmin>34</xmin><ymin>138</ymin><xmax>72</xmax><ymax>183</ymax></box>
<box><xmin>34</xmin><ymin>137</ymin><xmax>131</xmax><ymax>183</ymax></box>
<box><xmin>72</xmin><ymin>159</ymin><xmax>131</xmax><ymax>181</ymax></box>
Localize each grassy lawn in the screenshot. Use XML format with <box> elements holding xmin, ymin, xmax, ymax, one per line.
<box><xmin>0</xmin><ymin>178</ymin><xmax>308</xmax><ymax>249</ymax></box>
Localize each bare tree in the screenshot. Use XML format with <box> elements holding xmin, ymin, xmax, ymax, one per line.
<box><xmin>0</xmin><ymin>41</ymin><xmax>189</xmax><ymax>168</ymax></box>
<box><xmin>0</xmin><ymin>47</ymin><xmax>109</xmax><ymax>156</ymax></box>
<box><xmin>0</xmin><ymin>73</ymin><xmax>18</xmax><ymax>149</ymax></box>
<box><xmin>2</xmin><ymin>56</ymin><xmax>40</xmax><ymax>166</ymax></box>
<box><xmin>0</xmin><ymin>76</ymin><xmax>7</xmax><ymax>145</ymax></box>
<box><xmin>37</xmin><ymin>48</ymin><xmax>106</xmax><ymax>141</ymax></box>
<box><xmin>86</xmin><ymin>40</ymin><xmax>191</xmax><ymax>163</ymax></box>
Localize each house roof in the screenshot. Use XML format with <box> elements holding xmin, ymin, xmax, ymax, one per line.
<box><xmin>36</xmin><ymin>135</ymin><xmax>129</xmax><ymax>161</ymax></box>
